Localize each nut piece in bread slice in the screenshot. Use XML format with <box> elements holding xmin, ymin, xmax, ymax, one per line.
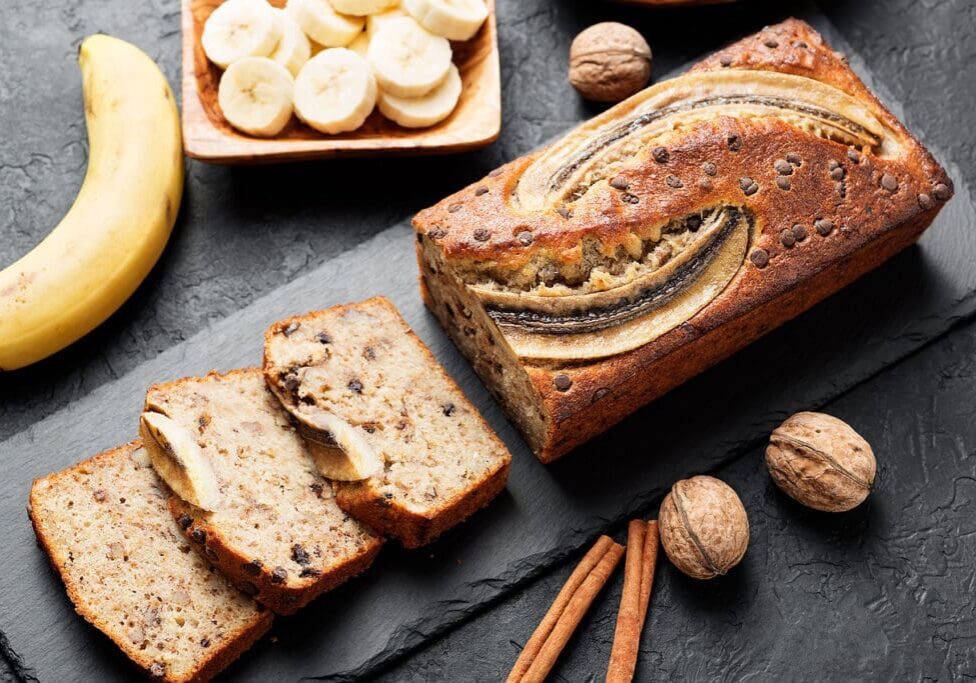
<box><xmin>144</xmin><ymin>368</ymin><xmax>383</xmax><ymax>615</ymax></box>
<box><xmin>263</xmin><ymin>296</ymin><xmax>512</xmax><ymax>548</ymax></box>
<box><xmin>28</xmin><ymin>441</ymin><xmax>271</xmax><ymax>683</ymax></box>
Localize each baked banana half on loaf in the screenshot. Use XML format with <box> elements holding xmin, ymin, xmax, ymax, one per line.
<box><xmin>413</xmin><ymin>19</ymin><xmax>953</xmax><ymax>463</ymax></box>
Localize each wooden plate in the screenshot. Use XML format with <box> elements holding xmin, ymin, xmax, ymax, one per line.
<box><xmin>181</xmin><ymin>0</ymin><xmax>501</xmax><ymax>163</ymax></box>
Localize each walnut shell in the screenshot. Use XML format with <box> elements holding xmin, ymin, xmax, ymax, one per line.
<box><xmin>569</xmin><ymin>22</ymin><xmax>652</xmax><ymax>103</ymax></box>
<box><xmin>659</xmin><ymin>475</ymin><xmax>749</xmax><ymax>580</ymax></box>
<box><xmin>766</xmin><ymin>411</ymin><xmax>876</xmax><ymax>512</ymax></box>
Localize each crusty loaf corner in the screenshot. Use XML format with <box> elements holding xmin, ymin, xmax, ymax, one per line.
<box><xmin>144</xmin><ymin>369</ymin><xmax>383</xmax><ymax>615</ymax></box>
<box><xmin>28</xmin><ymin>442</ymin><xmax>272</xmax><ymax>683</ymax></box>
<box><xmin>263</xmin><ymin>297</ymin><xmax>512</xmax><ymax>548</ymax></box>
<box><xmin>413</xmin><ymin>18</ymin><xmax>953</xmax><ymax>462</ymax></box>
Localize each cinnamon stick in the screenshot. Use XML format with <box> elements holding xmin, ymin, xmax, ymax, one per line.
<box><xmin>507</xmin><ymin>535</ymin><xmax>625</xmax><ymax>683</ymax></box>
<box><xmin>606</xmin><ymin>520</ymin><xmax>659</xmax><ymax>683</ymax></box>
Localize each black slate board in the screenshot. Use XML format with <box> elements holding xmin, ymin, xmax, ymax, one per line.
<box><xmin>1</xmin><ymin>11</ymin><xmax>974</xmax><ymax>682</ymax></box>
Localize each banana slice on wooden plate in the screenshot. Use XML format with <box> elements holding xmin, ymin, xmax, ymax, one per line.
<box><xmin>331</xmin><ymin>0</ymin><xmax>400</xmax><ymax>16</ymax></box>
<box><xmin>378</xmin><ymin>62</ymin><xmax>461</xmax><ymax>127</ymax></box>
<box><xmin>287</xmin><ymin>0</ymin><xmax>365</xmax><ymax>48</ymax></box>
<box><xmin>140</xmin><ymin>411</ymin><xmax>223</xmax><ymax>511</ymax></box>
<box><xmin>202</xmin><ymin>0</ymin><xmax>282</xmax><ymax>69</ymax></box>
<box><xmin>218</xmin><ymin>56</ymin><xmax>295</xmax><ymax>136</ymax></box>
<box><xmin>403</xmin><ymin>0</ymin><xmax>487</xmax><ymax>41</ymax></box>
<box><xmin>294</xmin><ymin>48</ymin><xmax>377</xmax><ymax>133</ymax></box>
<box><xmin>270</xmin><ymin>8</ymin><xmax>311</xmax><ymax>76</ymax></box>
<box><xmin>367</xmin><ymin>16</ymin><xmax>451</xmax><ymax>97</ymax></box>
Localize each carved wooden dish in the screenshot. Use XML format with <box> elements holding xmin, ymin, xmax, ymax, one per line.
<box><xmin>181</xmin><ymin>0</ymin><xmax>501</xmax><ymax>163</ymax></box>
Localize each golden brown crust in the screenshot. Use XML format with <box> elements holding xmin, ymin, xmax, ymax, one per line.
<box><xmin>413</xmin><ymin>19</ymin><xmax>953</xmax><ymax>462</ymax></box>
<box><xmin>28</xmin><ymin>442</ymin><xmax>273</xmax><ymax>683</ymax></box>
<box><xmin>263</xmin><ymin>296</ymin><xmax>513</xmax><ymax>548</ymax></box>
<box><xmin>169</xmin><ymin>496</ymin><xmax>381</xmax><ymax>615</ymax></box>
<box><xmin>336</xmin><ymin>456</ymin><xmax>511</xmax><ymax>549</ymax></box>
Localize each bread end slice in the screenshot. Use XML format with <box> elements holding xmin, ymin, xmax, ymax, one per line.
<box><xmin>28</xmin><ymin>442</ymin><xmax>271</xmax><ymax>683</ymax></box>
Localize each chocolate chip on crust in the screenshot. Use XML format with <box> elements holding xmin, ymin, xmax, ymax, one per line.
<box><xmin>271</xmin><ymin>567</ymin><xmax>288</xmax><ymax>584</ymax></box>
<box><xmin>780</xmin><ymin>229</ymin><xmax>796</xmax><ymax>248</ymax></box>
<box><xmin>880</xmin><ymin>173</ymin><xmax>899</xmax><ymax>192</ymax></box>
<box><xmin>474</xmin><ymin>186</ymin><xmax>489</xmax><ymax>196</ymax></box>
<box><xmin>933</xmin><ymin>183</ymin><xmax>951</xmax><ymax>201</ymax></box>
<box><xmin>282</xmin><ymin>322</ymin><xmax>300</xmax><ymax>337</ymax></box>
<box><xmin>447</xmin><ymin>203</ymin><xmax>462</xmax><ymax>213</ymax></box>
<box><xmin>488</xmin><ymin>168</ymin><xmax>503</xmax><ymax>177</ymax></box>
<box><xmin>830</xmin><ymin>166</ymin><xmax>846</xmax><ymax>181</ymax></box>
<box><xmin>244</xmin><ymin>560</ymin><xmax>263</xmax><ymax>576</ymax></box>
<box><xmin>917</xmin><ymin>193</ymin><xmax>935</xmax><ymax>210</ymax></box>
<box><xmin>178</xmin><ymin>513</ymin><xmax>193</xmax><ymax>530</ymax></box>
<box><xmin>427</xmin><ymin>228</ymin><xmax>447</xmax><ymax>240</ymax></box>
<box><xmin>814</xmin><ymin>218</ymin><xmax>834</xmax><ymax>236</ymax></box>
<box><xmin>749</xmin><ymin>248</ymin><xmax>769</xmax><ymax>268</ymax></box>
<box><xmin>739</xmin><ymin>177</ymin><xmax>759</xmax><ymax>195</ymax></box>
<box><xmin>720</xmin><ymin>55</ymin><xmax>733</xmax><ymax>67</ymax></box>
<box><xmin>665</xmin><ymin>175</ymin><xmax>683</xmax><ymax>189</ymax></box>
<box><xmin>727</xmin><ymin>134</ymin><xmax>742</xmax><ymax>152</ymax></box>
<box><xmin>516</xmin><ymin>230</ymin><xmax>534</xmax><ymax>246</ymax></box>
<box><xmin>776</xmin><ymin>176</ymin><xmax>792</xmax><ymax>191</ymax></box>
<box><xmin>847</xmin><ymin>148</ymin><xmax>861</xmax><ymax>163</ymax></box>
<box><xmin>553</xmin><ymin>374</ymin><xmax>573</xmax><ymax>392</ymax></box>
<box><xmin>791</xmin><ymin>224</ymin><xmax>808</xmax><ymax>241</ymax></box>
<box><xmin>764</xmin><ymin>38</ymin><xmax>779</xmax><ymax>48</ymax></box>
<box><xmin>473</xmin><ymin>228</ymin><xmax>491</xmax><ymax>242</ymax></box>
<box><xmin>774</xmin><ymin>159</ymin><xmax>793</xmax><ymax>175</ymax></box>
<box><xmin>190</xmin><ymin>528</ymin><xmax>206</xmax><ymax>544</ymax></box>
<box><xmin>652</xmin><ymin>146</ymin><xmax>670</xmax><ymax>163</ymax></box>
<box><xmin>702</xmin><ymin>162</ymin><xmax>717</xmax><ymax>176</ymax></box>
<box><xmin>621</xmin><ymin>192</ymin><xmax>640</xmax><ymax>204</ymax></box>
<box><xmin>556</xmin><ymin>207</ymin><xmax>573</xmax><ymax>219</ymax></box>
<box><xmin>786</xmin><ymin>153</ymin><xmax>802</xmax><ymax>167</ymax></box>
<box><xmin>609</xmin><ymin>176</ymin><xmax>630</xmax><ymax>191</ymax></box>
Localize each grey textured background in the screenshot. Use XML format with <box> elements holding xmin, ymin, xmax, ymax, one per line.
<box><xmin>1</xmin><ymin>0</ymin><xmax>975</xmax><ymax>681</ymax></box>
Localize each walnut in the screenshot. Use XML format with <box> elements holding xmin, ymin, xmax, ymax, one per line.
<box><xmin>659</xmin><ymin>475</ymin><xmax>749</xmax><ymax>580</ymax></box>
<box><xmin>766</xmin><ymin>411</ymin><xmax>876</xmax><ymax>512</ymax></box>
<box><xmin>569</xmin><ymin>22</ymin><xmax>652</xmax><ymax>102</ymax></box>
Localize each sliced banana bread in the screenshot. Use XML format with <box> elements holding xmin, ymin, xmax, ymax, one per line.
<box><xmin>142</xmin><ymin>369</ymin><xmax>383</xmax><ymax>615</ymax></box>
<box><xmin>263</xmin><ymin>296</ymin><xmax>512</xmax><ymax>548</ymax></box>
<box><xmin>28</xmin><ymin>442</ymin><xmax>272</xmax><ymax>683</ymax></box>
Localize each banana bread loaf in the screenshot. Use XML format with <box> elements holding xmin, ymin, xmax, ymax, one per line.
<box><xmin>28</xmin><ymin>442</ymin><xmax>272</xmax><ymax>683</ymax></box>
<box><xmin>142</xmin><ymin>369</ymin><xmax>383</xmax><ymax>615</ymax></box>
<box><xmin>412</xmin><ymin>18</ymin><xmax>953</xmax><ymax>462</ymax></box>
<box><xmin>263</xmin><ymin>297</ymin><xmax>512</xmax><ymax>548</ymax></box>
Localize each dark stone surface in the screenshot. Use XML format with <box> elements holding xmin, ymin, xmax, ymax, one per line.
<box><xmin>0</xmin><ymin>0</ymin><xmax>974</xmax><ymax>681</ymax></box>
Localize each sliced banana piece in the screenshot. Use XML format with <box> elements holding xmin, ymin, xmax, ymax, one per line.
<box><xmin>287</xmin><ymin>0</ymin><xmax>365</xmax><ymax>48</ymax></box>
<box><xmin>368</xmin><ymin>16</ymin><xmax>451</xmax><ymax>97</ymax></box>
<box><xmin>348</xmin><ymin>31</ymin><xmax>370</xmax><ymax>58</ymax></box>
<box><xmin>403</xmin><ymin>0</ymin><xmax>487</xmax><ymax>41</ymax></box>
<box><xmin>294</xmin><ymin>48</ymin><xmax>376</xmax><ymax>133</ymax></box>
<box><xmin>292</xmin><ymin>408</ymin><xmax>383</xmax><ymax>481</ymax></box>
<box><xmin>270</xmin><ymin>8</ymin><xmax>311</xmax><ymax>76</ymax></box>
<box><xmin>202</xmin><ymin>0</ymin><xmax>282</xmax><ymax>69</ymax></box>
<box><xmin>331</xmin><ymin>0</ymin><xmax>399</xmax><ymax>16</ymax></box>
<box><xmin>140</xmin><ymin>411</ymin><xmax>223</xmax><ymax>511</ymax></box>
<box><xmin>366</xmin><ymin>6</ymin><xmax>407</xmax><ymax>37</ymax></box>
<box><xmin>378</xmin><ymin>62</ymin><xmax>461</xmax><ymax>128</ymax></box>
<box><xmin>218</xmin><ymin>56</ymin><xmax>295</xmax><ymax>136</ymax></box>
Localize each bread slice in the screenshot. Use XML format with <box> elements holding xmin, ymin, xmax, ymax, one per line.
<box><xmin>142</xmin><ymin>369</ymin><xmax>383</xmax><ymax>615</ymax></box>
<box><xmin>263</xmin><ymin>296</ymin><xmax>512</xmax><ymax>548</ymax></box>
<box><xmin>28</xmin><ymin>442</ymin><xmax>272</xmax><ymax>683</ymax></box>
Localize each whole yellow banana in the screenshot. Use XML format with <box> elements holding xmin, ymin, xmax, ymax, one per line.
<box><xmin>0</xmin><ymin>35</ymin><xmax>183</xmax><ymax>371</ymax></box>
